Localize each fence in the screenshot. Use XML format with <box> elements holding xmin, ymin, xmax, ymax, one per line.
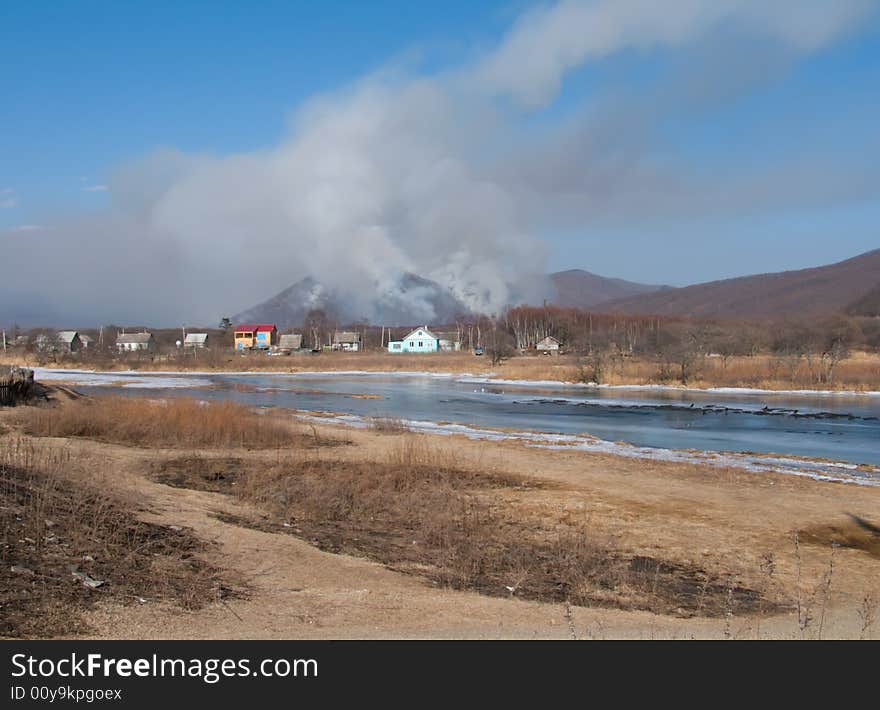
<box><xmin>0</xmin><ymin>366</ymin><xmax>34</xmax><ymax>406</ymax></box>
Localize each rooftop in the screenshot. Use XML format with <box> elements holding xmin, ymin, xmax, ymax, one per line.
<box><xmin>116</xmin><ymin>332</ymin><xmax>153</xmax><ymax>344</ymax></box>
<box><xmin>235</xmin><ymin>324</ymin><xmax>276</xmax><ymax>333</ymax></box>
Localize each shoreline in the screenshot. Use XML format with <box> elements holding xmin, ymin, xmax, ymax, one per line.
<box><xmin>28</xmin><ymin>366</ymin><xmax>880</xmax><ymax>480</ymax></box>
<box><xmin>295</xmin><ymin>411</ymin><xmax>880</xmax><ymax>487</ymax></box>
<box><xmin>30</xmin><ymin>365</ymin><xmax>880</xmax><ymax>398</ymax></box>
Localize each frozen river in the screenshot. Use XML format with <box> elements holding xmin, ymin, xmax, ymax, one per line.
<box><xmin>37</xmin><ymin>368</ymin><xmax>880</xmax><ymax>483</ymax></box>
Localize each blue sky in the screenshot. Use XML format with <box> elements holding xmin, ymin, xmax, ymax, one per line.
<box><xmin>1</xmin><ymin>1</ymin><xmax>506</xmax><ymax>211</ymax></box>
<box><xmin>1</xmin><ymin>1</ymin><xmax>879</xmax><ymax>324</ymax></box>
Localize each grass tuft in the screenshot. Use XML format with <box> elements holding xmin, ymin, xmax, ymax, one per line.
<box><xmin>17</xmin><ymin>397</ymin><xmax>312</xmax><ymax>449</ymax></box>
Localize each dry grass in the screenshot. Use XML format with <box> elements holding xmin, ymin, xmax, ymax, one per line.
<box><xmin>370</xmin><ymin>417</ymin><xmax>409</xmax><ymax>434</ymax></box>
<box><xmin>0</xmin><ymin>437</ymin><xmax>231</xmax><ymax>638</ymax></box>
<box><xmin>17</xmin><ymin>396</ymin><xmax>320</xmax><ymax>449</ymax></box>
<box><xmin>502</xmin><ymin>353</ymin><xmax>880</xmax><ymax>391</ymax></box>
<box><xmin>157</xmin><ymin>438</ymin><xmax>778</xmax><ymax>617</ymax></box>
<box><xmin>6</xmin><ymin>349</ymin><xmax>876</xmax><ymax>391</ymax></box>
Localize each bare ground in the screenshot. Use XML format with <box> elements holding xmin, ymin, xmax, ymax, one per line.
<box><xmin>2</xmin><ymin>401</ymin><xmax>878</xmax><ymax>639</ymax></box>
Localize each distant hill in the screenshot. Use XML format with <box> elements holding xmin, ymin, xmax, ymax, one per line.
<box><xmin>847</xmin><ymin>282</ymin><xmax>880</xmax><ymax>317</ymax></box>
<box><xmin>232</xmin><ymin>273</ymin><xmax>473</xmax><ymax>328</ymax></box>
<box><xmin>595</xmin><ymin>249</ymin><xmax>880</xmax><ymax>319</ymax></box>
<box><xmin>234</xmin><ymin>268</ymin><xmax>667</xmax><ymax>327</ymax></box>
<box><xmin>549</xmin><ymin>269</ymin><xmax>668</xmax><ymax>308</ymax></box>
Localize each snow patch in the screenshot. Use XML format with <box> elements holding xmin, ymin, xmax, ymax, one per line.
<box><xmin>34</xmin><ymin>368</ymin><xmax>210</xmax><ymax>389</ymax></box>
<box><xmin>296</xmin><ymin>413</ymin><xmax>880</xmax><ymax>487</ymax></box>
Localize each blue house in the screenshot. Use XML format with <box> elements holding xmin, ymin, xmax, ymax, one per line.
<box><xmin>388</xmin><ymin>326</ymin><xmax>440</xmax><ymax>353</ymax></box>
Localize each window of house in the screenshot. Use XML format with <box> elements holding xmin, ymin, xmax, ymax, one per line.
<box><xmin>409</xmin><ymin>341</ymin><xmax>414</xmax><ymax>347</ymax></box>
<box><xmin>418</xmin><ymin>341</ymin><xmax>423</xmax><ymax>347</ymax></box>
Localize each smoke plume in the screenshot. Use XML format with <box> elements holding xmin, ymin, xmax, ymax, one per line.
<box><xmin>1</xmin><ymin>0</ymin><xmax>873</xmax><ymax>326</ymax></box>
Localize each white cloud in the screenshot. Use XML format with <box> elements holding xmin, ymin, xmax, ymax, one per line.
<box><xmin>475</xmin><ymin>0</ymin><xmax>874</xmax><ymax>107</ymax></box>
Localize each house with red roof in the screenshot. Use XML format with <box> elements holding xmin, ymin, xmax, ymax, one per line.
<box><xmin>234</xmin><ymin>323</ymin><xmax>277</xmax><ymax>350</ymax></box>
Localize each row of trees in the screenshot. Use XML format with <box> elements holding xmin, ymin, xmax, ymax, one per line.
<box><xmin>256</xmin><ymin>303</ymin><xmax>878</xmax><ymax>373</ymax></box>
<box><xmin>498</xmin><ymin>305</ymin><xmax>879</xmax><ymax>384</ymax></box>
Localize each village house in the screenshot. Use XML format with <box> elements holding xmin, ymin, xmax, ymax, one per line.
<box><xmin>388</xmin><ymin>326</ymin><xmax>440</xmax><ymax>353</ymax></box>
<box><xmin>234</xmin><ymin>324</ymin><xmax>277</xmax><ymax>350</ymax></box>
<box><xmin>116</xmin><ymin>331</ymin><xmax>154</xmax><ymax>352</ymax></box>
<box><xmin>277</xmin><ymin>333</ymin><xmax>303</xmax><ymax>353</ymax></box>
<box><xmin>56</xmin><ymin>331</ymin><xmax>83</xmax><ymax>353</ymax></box>
<box><xmin>78</xmin><ymin>334</ymin><xmax>93</xmax><ymax>349</ymax></box>
<box><xmin>536</xmin><ymin>335</ymin><xmax>561</xmax><ymax>354</ymax></box>
<box><xmin>435</xmin><ymin>331</ymin><xmax>462</xmax><ymax>352</ymax></box>
<box><xmin>33</xmin><ymin>331</ymin><xmax>81</xmax><ymax>353</ymax></box>
<box><xmin>183</xmin><ymin>333</ymin><xmax>209</xmax><ymax>349</ymax></box>
<box><xmin>332</xmin><ymin>331</ymin><xmax>362</xmax><ymax>352</ymax></box>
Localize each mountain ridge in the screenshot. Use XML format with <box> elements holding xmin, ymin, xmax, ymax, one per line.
<box><xmin>594</xmin><ymin>249</ymin><xmax>880</xmax><ymax>318</ymax></box>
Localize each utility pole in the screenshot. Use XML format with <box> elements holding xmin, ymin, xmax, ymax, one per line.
<box><xmin>2</xmin><ymin>330</ymin><xmax>6</xmax><ymax>352</ymax></box>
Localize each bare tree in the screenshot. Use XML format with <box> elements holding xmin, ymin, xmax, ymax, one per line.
<box><xmin>304</xmin><ymin>309</ymin><xmax>330</xmax><ymax>350</ymax></box>
<box><xmin>487</xmin><ymin>320</ymin><xmax>515</xmax><ymax>366</ymax></box>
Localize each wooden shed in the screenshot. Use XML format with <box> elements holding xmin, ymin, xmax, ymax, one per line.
<box><xmin>278</xmin><ymin>333</ymin><xmax>303</xmax><ymax>352</ymax></box>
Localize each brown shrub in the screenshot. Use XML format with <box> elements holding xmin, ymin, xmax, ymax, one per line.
<box><xmin>18</xmin><ymin>396</ymin><xmax>305</xmax><ymax>449</ymax></box>
<box><xmin>0</xmin><ymin>438</ymin><xmax>230</xmax><ymax>638</ymax></box>
<box><xmin>370</xmin><ymin>417</ymin><xmax>409</xmax><ymax>434</ymax></box>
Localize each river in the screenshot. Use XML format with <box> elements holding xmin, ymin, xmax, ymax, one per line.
<box><xmin>35</xmin><ymin>368</ymin><xmax>880</xmax><ymax>484</ymax></box>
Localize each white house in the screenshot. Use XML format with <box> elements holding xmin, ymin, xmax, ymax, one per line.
<box><xmin>116</xmin><ymin>331</ymin><xmax>154</xmax><ymax>352</ymax></box>
<box><xmin>333</xmin><ymin>331</ymin><xmax>362</xmax><ymax>352</ymax></box>
<box><xmin>536</xmin><ymin>336</ymin><xmax>561</xmax><ymax>354</ymax></box>
<box><xmin>388</xmin><ymin>326</ymin><xmax>440</xmax><ymax>353</ymax></box>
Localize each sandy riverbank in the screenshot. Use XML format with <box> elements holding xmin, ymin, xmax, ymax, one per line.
<box><xmin>2</xmin><ymin>395</ymin><xmax>878</xmax><ymax>639</ymax></box>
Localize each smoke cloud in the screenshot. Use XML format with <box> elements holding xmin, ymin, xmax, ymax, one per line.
<box><xmin>1</xmin><ymin>0</ymin><xmax>874</xmax><ymax>326</ymax></box>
